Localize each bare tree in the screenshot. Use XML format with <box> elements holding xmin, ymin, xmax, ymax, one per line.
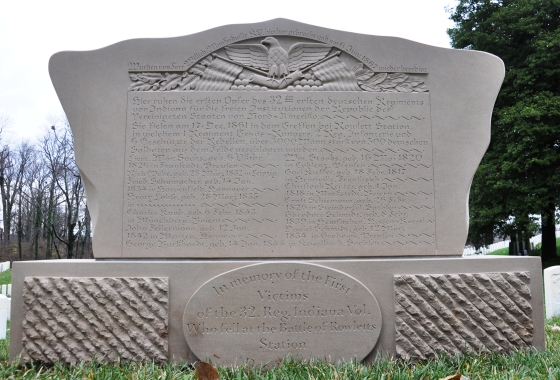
<box><xmin>19</xmin><ymin>145</ymin><xmax>46</xmax><ymax>260</ymax></box>
<box><xmin>0</xmin><ymin>113</ymin><xmax>92</xmax><ymax>261</ymax></box>
<box><xmin>0</xmin><ymin>143</ymin><xmax>28</xmax><ymax>246</ymax></box>
<box><xmin>0</xmin><ymin>114</ymin><xmax>11</xmax><ymax>245</ymax></box>
<box><xmin>42</xmin><ymin>118</ymin><xmax>85</xmax><ymax>259</ymax></box>
<box><xmin>14</xmin><ymin>143</ymin><xmax>34</xmax><ymax>259</ymax></box>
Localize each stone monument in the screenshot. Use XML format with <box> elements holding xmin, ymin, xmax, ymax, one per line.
<box><xmin>544</xmin><ymin>266</ymin><xmax>560</xmax><ymax>319</ymax></box>
<box><xmin>10</xmin><ymin>19</ymin><xmax>544</xmax><ymax>365</ymax></box>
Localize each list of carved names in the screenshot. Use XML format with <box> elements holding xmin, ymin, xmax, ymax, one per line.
<box><xmin>124</xmin><ymin>91</ymin><xmax>435</xmax><ymax>255</ymax></box>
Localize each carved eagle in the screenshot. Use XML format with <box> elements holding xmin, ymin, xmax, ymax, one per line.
<box><xmin>225</xmin><ymin>37</ymin><xmax>332</xmax><ymax>79</ymax></box>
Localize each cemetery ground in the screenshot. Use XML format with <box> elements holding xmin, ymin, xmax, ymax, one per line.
<box><xmin>0</xmin><ymin>321</ymin><xmax>559</xmax><ymax>379</ymax></box>
<box><xmin>489</xmin><ymin>238</ymin><xmax>560</xmax><ymax>270</ymax></box>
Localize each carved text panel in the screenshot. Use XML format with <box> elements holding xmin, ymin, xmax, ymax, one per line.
<box><xmin>124</xmin><ymin>91</ymin><xmax>435</xmax><ymax>257</ymax></box>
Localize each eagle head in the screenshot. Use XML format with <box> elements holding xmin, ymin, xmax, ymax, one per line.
<box><xmin>261</xmin><ymin>37</ymin><xmax>281</xmax><ymax>48</ymax></box>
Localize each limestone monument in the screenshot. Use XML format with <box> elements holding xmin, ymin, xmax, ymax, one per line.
<box><xmin>10</xmin><ymin>19</ymin><xmax>544</xmax><ymax>365</ymax></box>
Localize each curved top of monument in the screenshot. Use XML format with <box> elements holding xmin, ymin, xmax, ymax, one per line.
<box><xmin>49</xmin><ymin>19</ymin><xmax>504</xmax><ymax>259</ymax></box>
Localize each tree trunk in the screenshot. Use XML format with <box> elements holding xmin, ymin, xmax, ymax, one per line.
<box><xmin>509</xmin><ymin>232</ymin><xmax>518</xmax><ymax>256</ymax></box>
<box><xmin>541</xmin><ymin>204</ymin><xmax>557</xmax><ymax>261</ymax></box>
<box><xmin>34</xmin><ymin>192</ymin><xmax>42</xmax><ymax>260</ymax></box>
<box><xmin>3</xmin><ymin>215</ymin><xmax>10</xmax><ymax>245</ymax></box>
<box><xmin>66</xmin><ymin>223</ymin><xmax>76</xmax><ymax>259</ymax></box>
<box><xmin>17</xmin><ymin>186</ymin><xmax>23</xmax><ymax>260</ymax></box>
<box><xmin>24</xmin><ymin>193</ymin><xmax>32</xmax><ymax>243</ymax></box>
<box><xmin>45</xmin><ymin>180</ymin><xmax>55</xmax><ymax>259</ymax></box>
<box><xmin>84</xmin><ymin>205</ymin><xmax>91</xmax><ymax>258</ymax></box>
<box><xmin>1</xmin><ymin>176</ymin><xmax>11</xmax><ymax>245</ymax></box>
<box><xmin>66</xmin><ymin>203</ymin><xmax>75</xmax><ymax>259</ymax></box>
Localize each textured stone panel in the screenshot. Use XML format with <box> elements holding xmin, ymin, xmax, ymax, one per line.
<box><xmin>394</xmin><ymin>272</ymin><xmax>533</xmax><ymax>361</ymax></box>
<box><xmin>21</xmin><ymin>277</ymin><xmax>168</xmax><ymax>364</ymax></box>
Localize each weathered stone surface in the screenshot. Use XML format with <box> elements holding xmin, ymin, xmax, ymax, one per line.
<box><xmin>183</xmin><ymin>262</ymin><xmax>381</xmax><ymax>365</ymax></box>
<box><xmin>9</xmin><ymin>257</ymin><xmax>544</xmax><ymax>363</ymax></box>
<box><xmin>394</xmin><ymin>272</ymin><xmax>533</xmax><ymax>361</ymax></box>
<box><xmin>49</xmin><ymin>19</ymin><xmax>504</xmax><ymax>258</ymax></box>
<box><xmin>21</xmin><ymin>277</ymin><xmax>168</xmax><ymax>363</ymax></box>
<box><xmin>24</xmin><ymin>19</ymin><xmax>542</xmax><ymax>367</ymax></box>
<box><xmin>544</xmin><ymin>266</ymin><xmax>560</xmax><ymax>319</ymax></box>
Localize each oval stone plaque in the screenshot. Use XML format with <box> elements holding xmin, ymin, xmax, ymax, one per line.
<box><xmin>183</xmin><ymin>262</ymin><xmax>381</xmax><ymax>365</ymax></box>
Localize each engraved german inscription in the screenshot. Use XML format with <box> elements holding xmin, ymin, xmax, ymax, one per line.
<box><xmin>183</xmin><ymin>262</ymin><xmax>382</xmax><ymax>364</ymax></box>
<box><xmin>124</xmin><ymin>91</ymin><xmax>435</xmax><ymax>257</ymax></box>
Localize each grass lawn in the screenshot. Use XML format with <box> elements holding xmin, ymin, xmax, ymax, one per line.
<box><xmin>0</xmin><ymin>317</ymin><xmax>559</xmax><ymax>379</ymax></box>
<box><xmin>487</xmin><ymin>237</ymin><xmax>560</xmax><ymax>256</ymax></box>
<box><xmin>0</xmin><ymin>269</ymin><xmax>11</xmax><ymax>286</ymax></box>
<box><xmin>488</xmin><ymin>247</ymin><xmax>509</xmax><ymax>255</ymax></box>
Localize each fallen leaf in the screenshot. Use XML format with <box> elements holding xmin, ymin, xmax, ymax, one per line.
<box><xmin>259</xmin><ymin>358</ymin><xmax>283</xmax><ymax>372</ymax></box>
<box><xmin>194</xmin><ymin>361</ymin><xmax>220</xmax><ymax>380</ymax></box>
<box><xmin>439</xmin><ymin>375</ymin><xmax>470</xmax><ymax>380</ymax></box>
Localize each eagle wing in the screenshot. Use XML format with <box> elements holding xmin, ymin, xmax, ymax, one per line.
<box><xmin>288</xmin><ymin>43</ymin><xmax>333</xmax><ymax>72</ymax></box>
<box><xmin>224</xmin><ymin>44</ymin><xmax>269</xmax><ymax>71</ymax></box>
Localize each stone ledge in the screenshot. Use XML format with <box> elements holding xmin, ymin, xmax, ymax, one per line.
<box><xmin>10</xmin><ymin>257</ymin><xmax>544</xmax><ymax>364</ymax></box>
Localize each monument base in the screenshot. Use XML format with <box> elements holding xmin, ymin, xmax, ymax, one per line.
<box><xmin>10</xmin><ymin>256</ymin><xmax>544</xmax><ymax>364</ymax></box>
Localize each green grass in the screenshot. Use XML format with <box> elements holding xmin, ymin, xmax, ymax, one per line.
<box><xmin>487</xmin><ymin>237</ymin><xmax>560</xmax><ymax>256</ymax></box>
<box><xmin>0</xmin><ymin>269</ymin><xmax>11</xmax><ymax>286</ymax></box>
<box><xmin>1</xmin><ymin>318</ymin><xmax>560</xmax><ymax>379</ymax></box>
<box><xmin>488</xmin><ymin>247</ymin><xmax>509</xmax><ymax>255</ymax></box>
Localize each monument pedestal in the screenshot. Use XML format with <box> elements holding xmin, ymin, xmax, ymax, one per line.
<box><xmin>10</xmin><ymin>256</ymin><xmax>544</xmax><ymax>364</ymax></box>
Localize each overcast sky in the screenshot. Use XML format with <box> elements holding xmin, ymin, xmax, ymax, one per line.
<box><xmin>0</xmin><ymin>0</ymin><xmax>456</xmax><ymax>145</ymax></box>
